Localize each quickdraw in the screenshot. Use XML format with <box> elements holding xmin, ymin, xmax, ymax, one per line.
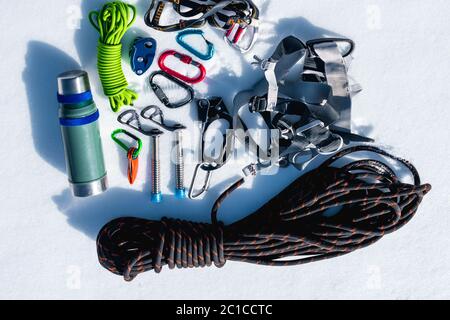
<box><xmin>129</xmin><ymin>37</ymin><xmax>157</xmax><ymax>76</ymax></box>
<box><xmin>189</xmin><ymin>97</ymin><xmax>233</xmax><ymax>199</ymax></box>
<box><xmin>149</xmin><ymin>71</ymin><xmax>194</xmax><ymax>108</ymax></box>
<box><xmin>111</xmin><ymin>129</ymin><xmax>142</xmax><ymax>185</ymax></box>
<box><xmin>176</xmin><ymin>29</ymin><xmax>215</xmax><ymax>60</ymax></box>
<box><xmin>144</xmin><ymin>0</ymin><xmax>259</xmax><ymax>52</ymax></box>
<box><xmin>158</xmin><ymin>50</ymin><xmax>206</xmax><ymax>84</ymax></box>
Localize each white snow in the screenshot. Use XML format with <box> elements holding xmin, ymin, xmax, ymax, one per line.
<box><xmin>1</xmin><ymin>0</ymin><xmax>449</xmax><ymax>299</ymax></box>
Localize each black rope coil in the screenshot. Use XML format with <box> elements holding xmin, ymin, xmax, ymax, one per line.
<box><xmin>97</xmin><ymin>146</ymin><xmax>431</xmax><ymax>281</ymax></box>
<box><xmin>98</xmin><ymin>218</ymin><xmax>226</xmax><ymax>281</ymax></box>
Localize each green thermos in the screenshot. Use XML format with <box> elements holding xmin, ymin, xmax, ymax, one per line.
<box><xmin>57</xmin><ymin>70</ymin><xmax>108</xmax><ymax>197</ymax></box>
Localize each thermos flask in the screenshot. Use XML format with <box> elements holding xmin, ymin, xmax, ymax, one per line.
<box><xmin>57</xmin><ymin>70</ymin><xmax>108</xmax><ymax>197</ymax></box>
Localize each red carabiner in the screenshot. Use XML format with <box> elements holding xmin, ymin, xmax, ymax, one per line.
<box><xmin>158</xmin><ymin>50</ymin><xmax>206</xmax><ymax>84</ymax></box>
<box><xmin>225</xmin><ymin>22</ymin><xmax>246</xmax><ymax>44</ymax></box>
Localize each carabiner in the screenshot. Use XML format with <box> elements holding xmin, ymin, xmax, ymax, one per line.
<box><xmin>149</xmin><ymin>71</ymin><xmax>194</xmax><ymax>108</ymax></box>
<box><xmin>158</xmin><ymin>50</ymin><xmax>206</xmax><ymax>84</ymax></box>
<box><xmin>176</xmin><ymin>29</ymin><xmax>215</xmax><ymax>60</ymax></box>
<box><xmin>111</xmin><ymin>129</ymin><xmax>142</xmax><ymax>158</ymax></box>
<box><xmin>141</xmin><ymin>105</ymin><xmax>186</xmax><ymax>131</ymax></box>
<box><xmin>111</xmin><ymin>129</ymin><xmax>142</xmax><ymax>185</ymax></box>
<box><xmin>188</xmin><ymin>163</ymin><xmax>213</xmax><ymax>200</ymax></box>
<box><xmin>224</xmin><ymin>18</ymin><xmax>259</xmax><ymax>53</ymax></box>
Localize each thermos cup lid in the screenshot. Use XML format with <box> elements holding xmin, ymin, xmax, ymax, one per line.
<box><xmin>57</xmin><ymin>70</ymin><xmax>91</xmax><ymax>95</ymax></box>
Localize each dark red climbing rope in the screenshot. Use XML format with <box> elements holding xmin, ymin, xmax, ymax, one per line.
<box><xmin>96</xmin><ymin>145</ymin><xmax>431</xmax><ymax>281</ymax></box>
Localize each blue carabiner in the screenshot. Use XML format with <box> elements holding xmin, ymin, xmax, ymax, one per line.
<box><xmin>176</xmin><ymin>29</ymin><xmax>215</xmax><ymax>61</ymax></box>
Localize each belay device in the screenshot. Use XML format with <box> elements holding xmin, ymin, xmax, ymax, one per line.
<box><xmin>129</xmin><ymin>37</ymin><xmax>157</xmax><ymax>76</ymax></box>
<box><xmin>189</xmin><ymin>97</ymin><xmax>233</xmax><ymax>199</ymax></box>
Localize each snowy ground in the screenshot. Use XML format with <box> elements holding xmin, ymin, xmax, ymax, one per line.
<box><xmin>1</xmin><ymin>0</ymin><xmax>449</xmax><ymax>299</ymax></box>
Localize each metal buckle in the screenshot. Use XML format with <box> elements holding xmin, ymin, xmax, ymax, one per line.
<box><xmin>295</xmin><ymin>120</ymin><xmax>325</xmax><ymax>137</ymax></box>
<box><xmin>295</xmin><ymin>120</ymin><xmax>344</xmax><ymax>155</ymax></box>
<box><xmin>249</xmin><ymin>96</ymin><xmax>268</xmax><ymax>113</ymax></box>
<box><xmin>189</xmin><ymin>97</ymin><xmax>233</xmax><ymax>199</ymax></box>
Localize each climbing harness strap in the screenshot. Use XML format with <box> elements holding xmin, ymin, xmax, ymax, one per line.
<box><xmin>233</xmin><ymin>36</ymin><xmax>372</xmax><ymax>171</ymax></box>
<box><xmin>145</xmin><ymin>0</ymin><xmax>259</xmax><ymax>52</ymax></box>
<box><xmin>149</xmin><ymin>71</ymin><xmax>195</xmax><ymax>108</ymax></box>
<box><xmin>189</xmin><ymin>97</ymin><xmax>233</xmax><ymax>199</ymax></box>
<box><xmin>158</xmin><ymin>50</ymin><xmax>206</xmax><ymax>84</ymax></box>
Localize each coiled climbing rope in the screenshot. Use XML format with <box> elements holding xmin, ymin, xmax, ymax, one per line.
<box><xmin>89</xmin><ymin>1</ymin><xmax>138</xmax><ymax>112</ymax></box>
<box><xmin>96</xmin><ymin>145</ymin><xmax>431</xmax><ymax>281</ymax></box>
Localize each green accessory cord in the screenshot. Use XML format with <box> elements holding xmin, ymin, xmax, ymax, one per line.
<box><xmin>89</xmin><ymin>1</ymin><xmax>138</xmax><ymax>112</ymax></box>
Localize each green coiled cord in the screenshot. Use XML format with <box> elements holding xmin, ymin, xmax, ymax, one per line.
<box><xmin>89</xmin><ymin>1</ymin><xmax>138</xmax><ymax>112</ymax></box>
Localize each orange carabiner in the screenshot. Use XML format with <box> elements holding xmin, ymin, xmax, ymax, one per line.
<box><xmin>127</xmin><ymin>147</ymin><xmax>139</xmax><ymax>185</ymax></box>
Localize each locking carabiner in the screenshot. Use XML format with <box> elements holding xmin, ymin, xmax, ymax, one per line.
<box><xmin>111</xmin><ymin>129</ymin><xmax>143</xmax><ymax>185</ymax></box>
<box><xmin>224</xmin><ymin>17</ymin><xmax>259</xmax><ymax>53</ymax></box>
<box><xmin>149</xmin><ymin>71</ymin><xmax>194</xmax><ymax>108</ymax></box>
<box><xmin>176</xmin><ymin>29</ymin><xmax>215</xmax><ymax>60</ymax></box>
<box><xmin>158</xmin><ymin>50</ymin><xmax>206</xmax><ymax>84</ymax></box>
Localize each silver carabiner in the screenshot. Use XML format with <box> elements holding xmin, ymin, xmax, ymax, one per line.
<box><xmin>224</xmin><ymin>19</ymin><xmax>259</xmax><ymax>53</ymax></box>
<box><xmin>188</xmin><ymin>163</ymin><xmax>213</xmax><ymax>200</ymax></box>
